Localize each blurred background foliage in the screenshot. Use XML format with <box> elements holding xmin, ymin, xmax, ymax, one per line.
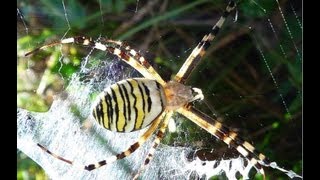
<box><xmin>17</xmin><ymin>0</ymin><xmax>301</xmax><ymax>179</ymax></box>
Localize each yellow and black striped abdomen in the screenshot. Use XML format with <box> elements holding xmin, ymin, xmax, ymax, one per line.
<box><xmin>92</xmin><ymin>78</ymin><xmax>166</xmax><ymax>132</ymax></box>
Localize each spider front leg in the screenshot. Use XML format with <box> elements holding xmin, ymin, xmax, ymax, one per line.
<box><xmin>177</xmin><ymin>105</ymin><xmax>269</xmax><ymax>177</ymax></box>
<box><xmin>175</xmin><ymin>0</ymin><xmax>236</xmax><ymax>84</ymax></box>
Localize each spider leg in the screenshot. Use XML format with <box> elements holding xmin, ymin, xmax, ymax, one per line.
<box><xmin>85</xmin><ymin>110</ymin><xmax>167</xmax><ymax>171</ymax></box>
<box><xmin>37</xmin><ymin>143</ymin><xmax>73</xmax><ymax>165</ymax></box>
<box><xmin>175</xmin><ymin>0</ymin><xmax>236</xmax><ymax>84</ymax></box>
<box><xmin>37</xmin><ymin>111</ymin><xmax>166</xmax><ymax>171</ymax></box>
<box><xmin>25</xmin><ymin>36</ymin><xmax>166</xmax><ymax>85</ymax></box>
<box><xmin>176</xmin><ymin>105</ymin><xmax>270</xmax><ymax>176</ymax></box>
<box><xmin>100</xmin><ymin>38</ymin><xmax>166</xmax><ymax>85</ymax></box>
<box><xmin>132</xmin><ymin>111</ymin><xmax>173</xmax><ymax>180</ymax></box>
<box><xmin>24</xmin><ymin>41</ymin><xmax>65</xmax><ymax>56</ymax></box>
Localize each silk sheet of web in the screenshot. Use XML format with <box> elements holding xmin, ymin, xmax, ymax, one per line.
<box><xmin>17</xmin><ymin>59</ymin><xmax>254</xmax><ymax>179</ymax></box>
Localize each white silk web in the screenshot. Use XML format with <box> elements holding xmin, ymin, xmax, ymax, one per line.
<box><xmin>17</xmin><ymin>65</ymin><xmax>254</xmax><ymax>179</ymax></box>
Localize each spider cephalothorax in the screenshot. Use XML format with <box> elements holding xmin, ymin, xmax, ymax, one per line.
<box><xmin>163</xmin><ymin>80</ymin><xmax>203</xmax><ymax>110</ymax></box>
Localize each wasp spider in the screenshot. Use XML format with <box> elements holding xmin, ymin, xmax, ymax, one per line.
<box><xmin>26</xmin><ymin>1</ymin><xmax>272</xmax><ymax>179</ymax></box>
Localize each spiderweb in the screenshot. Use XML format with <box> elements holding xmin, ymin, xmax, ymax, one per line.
<box><xmin>17</xmin><ymin>63</ymin><xmax>254</xmax><ymax>179</ymax></box>
<box><xmin>17</xmin><ymin>0</ymin><xmax>302</xmax><ymax>179</ymax></box>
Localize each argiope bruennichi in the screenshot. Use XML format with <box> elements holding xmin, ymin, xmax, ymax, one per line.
<box><xmin>26</xmin><ymin>1</ymin><xmax>273</xmax><ymax>179</ymax></box>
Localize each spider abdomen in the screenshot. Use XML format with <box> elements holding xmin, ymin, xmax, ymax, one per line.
<box><xmin>92</xmin><ymin>78</ymin><xmax>166</xmax><ymax>132</ymax></box>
